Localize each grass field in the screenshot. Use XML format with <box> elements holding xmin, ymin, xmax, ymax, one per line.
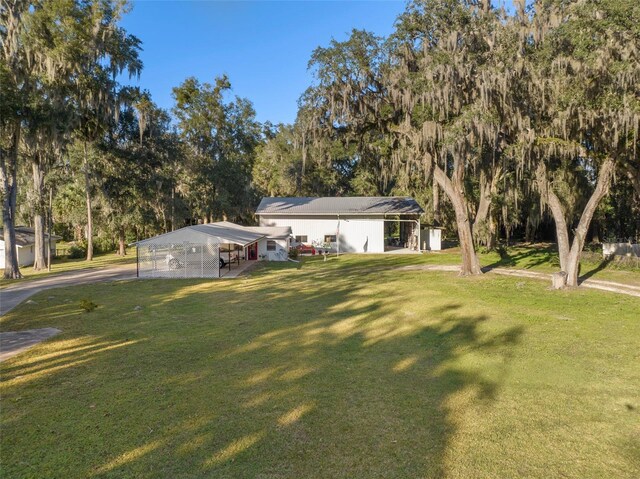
<box><xmin>1</xmin><ymin>254</ymin><xmax>639</xmax><ymax>478</ymax></box>
<box><xmin>1</xmin><ymin>242</ymin><xmax>638</xmax><ymax>288</ymax></box>
<box><xmin>0</xmin><ymin>250</ymin><xmax>136</xmax><ymax>289</ymax></box>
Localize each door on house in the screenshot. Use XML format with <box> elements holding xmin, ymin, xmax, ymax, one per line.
<box><xmin>247</xmin><ymin>242</ymin><xmax>258</xmax><ymax>260</ymax></box>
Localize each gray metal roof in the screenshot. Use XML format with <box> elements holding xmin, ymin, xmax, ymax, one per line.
<box><xmin>215</xmin><ymin>221</ymin><xmax>291</xmax><ymax>239</ymax></box>
<box><xmin>135</xmin><ymin>223</ymin><xmax>265</xmax><ymax>247</ymax></box>
<box><xmin>256</xmin><ymin>197</ymin><xmax>424</xmax><ymax>216</ymax></box>
<box><xmin>0</xmin><ymin>227</ymin><xmax>62</xmax><ymax>247</ymax></box>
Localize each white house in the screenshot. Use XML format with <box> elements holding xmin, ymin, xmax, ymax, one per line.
<box><xmin>256</xmin><ymin>197</ymin><xmax>431</xmax><ymax>253</ymax></box>
<box><xmin>0</xmin><ymin>227</ymin><xmax>60</xmax><ymax>269</ymax></box>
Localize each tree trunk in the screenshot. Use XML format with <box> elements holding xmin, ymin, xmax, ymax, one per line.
<box><xmin>486</xmin><ymin>214</ymin><xmax>497</xmax><ymax>250</ymax></box>
<box><xmin>624</xmin><ymin>161</ymin><xmax>640</xmax><ymax>199</ymax></box>
<box><xmin>83</xmin><ymin>142</ymin><xmax>93</xmax><ymax>261</ymax></box>
<box><xmin>118</xmin><ymin>227</ymin><xmax>126</xmax><ymax>256</ymax></box>
<box><xmin>539</xmin><ymin>159</ymin><xmax>615</xmax><ymax>288</ymax></box>
<box><xmin>432</xmin><ymin>175</ymin><xmax>440</xmax><ymax>224</ymax></box>
<box><xmin>31</xmin><ymin>156</ymin><xmax>47</xmax><ymax>270</ymax></box>
<box><xmin>546</xmin><ymin>188</ymin><xmax>571</xmax><ymax>274</ymax></box>
<box><xmin>1</xmin><ymin>124</ymin><xmax>22</xmax><ymax>279</ymax></box>
<box><xmin>473</xmin><ymin>167</ymin><xmax>501</xmax><ymax>249</ymax></box>
<box><xmin>537</xmin><ymin>164</ymin><xmax>571</xmax><ymax>279</ymax></box>
<box><xmin>434</xmin><ymin>164</ymin><xmax>482</xmax><ymax>275</ymax></box>
<box><xmin>525</xmin><ymin>217</ymin><xmax>533</xmax><ymax>243</ymax></box>
<box><xmin>170</xmin><ymin>186</ymin><xmax>175</xmax><ymax>231</ymax></box>
<box><xmin>47</xmin><ymin>187</ymin><xmax>53</xmax><ymax>271</ymax></box>
<box><xmin>565</xmin><ymin>159</ymin><xmax>615</xmax><ymax>287</ymax></box>
<box><xmin>161</xmin><ymin>207</ymin><xmax>168</xmax><ymax>233</ymax></box>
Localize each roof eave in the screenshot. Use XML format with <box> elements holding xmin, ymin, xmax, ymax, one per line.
<box><xmin>256</xmin><ymin>211</ymin><xmax>423</xmax><ymax>216</ymax></box>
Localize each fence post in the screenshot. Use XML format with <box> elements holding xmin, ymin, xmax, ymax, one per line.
<box><xmin>201</xmin><ymin>244</ymin><xmax>204</xmax><ymax>278</ymax></box>
<box><xmin>184</xmin><ymin>243</ymin><xmax>187</xmax><ymax>279</ymax></box>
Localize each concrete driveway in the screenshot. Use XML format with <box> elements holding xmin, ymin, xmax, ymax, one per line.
<box><xmin>0</xmin><ymin>264</ymin><xmax>137</xmax><ymax>317</ymax></box>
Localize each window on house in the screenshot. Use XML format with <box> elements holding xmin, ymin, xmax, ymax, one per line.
<box><xmin>267</xmin><ymin>240</ymin><xmax>276</xmax><ymax>251</ymax></box>
<box><xmin>324</xmin><ymin>235</ymin><xmax>336</xmax><ymax>243</ymax></box>
<box><xmin>295</xmin><ymin>235</ymin><xmax>308</xmax><ymax>243</ymax></box>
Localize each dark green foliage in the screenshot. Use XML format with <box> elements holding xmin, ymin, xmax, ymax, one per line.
<box><xmin>78</xmin><ymin>299</ymin><xmax>98</xmax><ymax>313</ymax></box>
<box><xmin>288</xmin><ymin>248</ymin><xmax>300</xmax><ymax>260</ymax></box>
<box><xmin>67</xmin><ymin>243</ymin><xmax>87</xmax><ymax>259</ymax></box>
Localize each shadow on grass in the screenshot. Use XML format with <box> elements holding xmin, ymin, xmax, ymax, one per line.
<box><xmin>578</xmin><ymin>255</ymin><xmax>613</xmax><ymax>284</ymax></box>
<box><xmin>0</xmin><ymin>262</ymin><xmax>523</xmax><ymax>478</ymax></box>
<box><xmin>483</xmin><ymin>243</ymin><xmax>560</xmax><ymax>271</ymax></box>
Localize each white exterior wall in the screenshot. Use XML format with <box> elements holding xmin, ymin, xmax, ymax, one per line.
<box><xmin>18</xmin><ymin>245</ymin><xmax>35</xmax><ymax>267</ymax></box>
<box><xmin>257</xmin><ymin>237</ymin><xmax>289</xmax><ymax>261</ymax></box>
<box><xmin>0</xmin><ymin>243</ymin><xmax>35</xmax><ymax>268</ymax></box>
<box><xmin>259</xmin><ymin>215</ymin><xmax>385</xmax><ymax>253</ymax></box>
<box><xmin>0</xmin><ymin>240</ymin><xmax>57</xmax><ymax>268</ymax></box>
<box><xmin>420</xmin><ymin>228</ymin><xmax>442</xmax><ymax>251</ymax></box>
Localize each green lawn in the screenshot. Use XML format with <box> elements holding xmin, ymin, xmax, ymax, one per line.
<box><xmin>0</xmin><ymin>249</ymin><xmax>136</xmax><ymax>288</ymax></box>
<box><xmin>2</xmin><ymin>243</ymin><xmax>638</xmax><ymax>288</ymax></box>
<box><xmin>428</xmin><ymin>243</ymin><xmax>640</xmax><ymax>287</ymax></box>
<box><xmin>1</xmin><ymin>255</ymin><xmax>639</xmax><ymax>478</ymax></box>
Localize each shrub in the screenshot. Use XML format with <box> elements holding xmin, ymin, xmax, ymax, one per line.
<box><xmin>67</xmin><ymin>242</ymin><xmax>87</xmax><ymax>259</ymax></box>
<box><xmin>79</xmin><ymin>299</ymin><xmax>98</xmax><ymax>313</ymax></box>
<box><xmin>288</xmin><ymin>248</ymin><xmax>299</xmax><ymax>260</ymax></box>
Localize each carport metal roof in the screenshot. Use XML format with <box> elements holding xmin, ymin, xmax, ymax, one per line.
<box><xmin>134</xmin><ymin>224</ymin><xmax>265</xmax><ymax>247</ymax></box>
<box><xmin>214</xmin><ymin>221</ymin><xmax>291</xmax><ymax>239</ymax></box>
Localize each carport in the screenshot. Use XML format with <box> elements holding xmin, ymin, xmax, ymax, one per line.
<box><xmin>135</xmin><ymin>224</ymin><xmax>265</xmax><ymax>279</ymax></box>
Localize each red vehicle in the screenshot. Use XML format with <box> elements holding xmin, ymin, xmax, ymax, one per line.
<box><xmin>294</xmin><ymin>243</ymin><xmax>316</xmax><ymax>255</ymax></box>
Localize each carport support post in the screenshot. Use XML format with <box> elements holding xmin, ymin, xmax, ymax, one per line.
<box><xmin>228</xmin><ymin>247</ymin><xmax>231</xmax><ymax>273</ymax></box>
<box><xmin>184</xmin><ymin>243</ymin><xmax>187</xmax><ymax>278</ymax></box>
<box><xmin>337</xmin><ymin>217</ymin><xmax>340</xmax><ymax>257</ymax></box>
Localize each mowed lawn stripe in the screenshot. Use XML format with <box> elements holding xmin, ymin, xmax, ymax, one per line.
<box><xmin>1</xmin><ymin>255</ymin><xmax>638</xmax><ymax>478</ymax></box>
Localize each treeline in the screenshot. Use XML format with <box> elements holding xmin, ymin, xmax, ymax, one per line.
<box><xmin>2</xmin><ymin>0</ymin><xmax>639</xmax><ymax>285</ymax></box>
<box><xmin>259</xmin><ymin>0</ymin><xmax>640</xmax><ymax>285</ymax></box>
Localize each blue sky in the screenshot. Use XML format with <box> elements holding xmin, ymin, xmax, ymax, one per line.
<box><xmin>119</xmin><ymin>1</ymin><xmax>407</xmax><ymax>125</ymax></box>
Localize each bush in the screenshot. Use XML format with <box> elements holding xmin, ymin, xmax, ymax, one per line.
<box><xmin>288</xmin><ymin>248</ymin><xmax>299</xmax><ymax>260</ymax></box>
<box><xmin>67</xmin><ymin>242</ymin><xmax>87</xmax><ymax>259</ymax></box>
<box><xmin>79</xmin><ymin>299</ymin><xmax>98</xmax><ymax>313</ymax></box>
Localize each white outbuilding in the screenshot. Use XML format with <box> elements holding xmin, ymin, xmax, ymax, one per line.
<box><xmin>134</xmin><ymin>221</ymin><xmax>291</xmax><ymax>279</ymax></box>
<box><xmin>256</xmin><ymin>196</ymin><xmax>434</xmax><ymax>253</ymax></box>
<box><xmin>0</xmin><ymin>227</ymin><xmax>60</xmax><ymax>268</ymax></box>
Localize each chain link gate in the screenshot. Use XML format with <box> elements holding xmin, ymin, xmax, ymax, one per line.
<box><xmin>137</xmin><ymin>242</ymin><xmax>220</xmax><ymax>278</ymax></box>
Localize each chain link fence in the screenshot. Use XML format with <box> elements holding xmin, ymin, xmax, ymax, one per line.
<box><xmin>137</xmin><ymin>242</ymin><xmax>220</xmax><ymax>278</ymax></box>
<box><xmin>602</xmin><ymin>242</ymin><xmax>640</xmax><ymax>258</ymax></box>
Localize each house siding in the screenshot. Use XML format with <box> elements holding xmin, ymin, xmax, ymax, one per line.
<box><xmin>0</xmin><ymin>240</ymin><xmax>57</xmax><ymax>268</ymax></box>
<box><xmin>259</xmin><ymin>215</ymin><xmax>385</xmax><ymax>253</ymax></box>
<box><xmin>257</xmin><ymin>237</ymin><xmax>290</xmax><ymax>261</ymax></box>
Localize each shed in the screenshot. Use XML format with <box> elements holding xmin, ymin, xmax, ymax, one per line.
<box><xmin>0</xmin><ymin>227</ymin><xmax>61</xmax><ymax>268</ymax></box>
